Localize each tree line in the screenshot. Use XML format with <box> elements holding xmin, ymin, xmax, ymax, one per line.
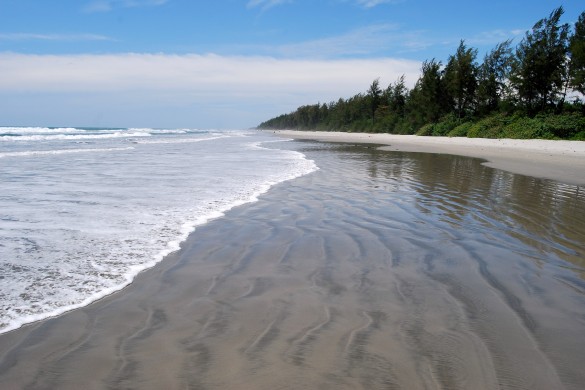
<box><xmin>258</xmin><ymin>7</ymin><xmax>585</xmax><ymax>140</ymax></box>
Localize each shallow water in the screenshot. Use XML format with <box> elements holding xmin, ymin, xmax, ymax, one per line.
<box><xmin>288</xmin><ymin>141</ymin><xmax>585</xmax><ymax>388</ymax></box>
<box><xmin>0</xmin><ymin>128</ymin><xmax>316</xmax><ymax>333</ymax></box>
<box><xmin>0</xmin><ymin>139</ymin><xmax>583</xmax><ymax>389</ymax></box>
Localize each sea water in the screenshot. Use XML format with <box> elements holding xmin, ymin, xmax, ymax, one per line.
<box><xmin>0</xmin><ymin>127</ymin><xmax>317</xmax><ymax>333</ymax></box>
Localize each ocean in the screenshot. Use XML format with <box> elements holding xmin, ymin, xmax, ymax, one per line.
<box><xmin>0</xmin><ymin>127</ymin><xmax>317</xmax><ymax>334</ymax></box>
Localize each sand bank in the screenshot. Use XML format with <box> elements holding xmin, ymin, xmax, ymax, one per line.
<box><xmin>272</xmin><ymin>130</ymin><xmax>585</xmax><ymax>185</ymax></box>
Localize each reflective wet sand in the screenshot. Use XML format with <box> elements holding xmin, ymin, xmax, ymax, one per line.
<box><xmin>0</xmin><ymin>141</ymin><xmax>584</xmax><ymax>389</ymax></box>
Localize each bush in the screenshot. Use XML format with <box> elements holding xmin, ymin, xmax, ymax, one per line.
<box><xmin>416</xmin><ymin>123</ymin><xmax>435</xmax><ymax>136</ymax></box>
<box><xmin>448</xmin><ymin>121</ymin><xmax>473</xmax><ymax>137</ymax></box>
<box><xmin>540</xmin><ymin>113</ymin><xmax>585</xmax><ymax>138</ymax></box>
<box><xmin>467</xmin><ymin>114</ymin><xmax>510</xmax><ymax>138</ymax></box>
<box><xmin>416</xmin><ymin>114</ymin><xmax>464</xmax><ymax>136</ymax></box>
<box><xmin>463</xmin><ymin>113</ymin><xmax>585</xmax><ymax>139</ymax></box>
<box><xmin>502</xmin><ymin>117</ymin><xmax>555</xmax><ymax>139</ymax></box>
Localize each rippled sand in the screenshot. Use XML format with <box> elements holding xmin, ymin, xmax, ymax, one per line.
<box><xmin>0</xmin><ymin>142</ymin><xmax>584</xmax><ymax>389</ymax></box>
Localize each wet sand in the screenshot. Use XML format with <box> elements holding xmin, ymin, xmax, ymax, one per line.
<box><xmin>273</xmin><ymin>130</ymin><xmax>585</xmax><ymax>186</ymax></box>
<box><xmin>1</xmin><ymin>141</ymin><xmax>584</xmax><ymax>389</ymax></box>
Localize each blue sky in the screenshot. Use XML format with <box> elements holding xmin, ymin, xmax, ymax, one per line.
<box><xmin>0</xmin><ymin>1</ymin><xmax>582</xmax><ymax>128</ymax></box>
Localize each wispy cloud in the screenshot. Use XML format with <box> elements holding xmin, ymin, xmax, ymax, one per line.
<box><xmin>0</xmin><ymin>33</ymin><xmax>113</xmax><ymax>42</ymax></box>
<box><xmin>233</xmin><ymin>24</ymin><xmax>430</xmax><ymax>58</ymax></box>
<box><xmin>276</xmin><ymin>24</ymin><xmax>402</xmax><ymax>57</ymax></box>
<box><xmin>355</xmin><ymin>0</ymin><xmax>403</xmax><ymax>8</ymax></box>
<box><xmin>246</xmin><ymin>0</ymin><xmax>292</xmax><ymax>11</ymax></box>
<box><xmin>83</xmin><ymin>0</ymin><xmax>169</xmax><ymax>13</ymax></box>
<box><xmin>467</xmin><ymin>29</ymin><xmax>525</xmax><ymax>46</ymax></box>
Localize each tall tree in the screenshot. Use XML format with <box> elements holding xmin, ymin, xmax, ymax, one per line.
<box><xmin>569</xmin><ymin>11</ymin><xmax>585</xmax><ymax>96</ymax></box>
<box><xmin>387</xmin><ymin>75</ymin><xmax>407</xmax><ymax>117</ymax></box>
<box><xmin>408</xmin><ymin>59</ymin><xmax>447</xmax><ymax>126</ymax></box>
<box><xmin>510</xmin><ymin>6</ymin><xmax>570</xmax><ymax>113</ymax></box>
<box><xmin>368</xmin><ymin>78</ymin><xmax>382</xmax><ymax>123</ymax></box>
<box><xmin>477</xmin><ymin>40</ymin><xmax>514</xmax><ymax>114</ymax></box>
<box><xmin>443</xmin><ymin>40</ymin><xmax>479</xmax><ymax>119</ymax></box>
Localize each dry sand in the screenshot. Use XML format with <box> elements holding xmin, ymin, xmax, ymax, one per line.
<box><xmin>272</xmin><ymin>130</ymin><xmax>585</xmax><ymax>185</ymax></box>
<box><xmin>0</xmin><ymin>138</ymin><xmax>584</xmax><ymax>390</ymax></box>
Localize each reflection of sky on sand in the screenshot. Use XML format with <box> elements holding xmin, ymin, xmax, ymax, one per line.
<box><xmin>302</xmin><ymin>141</ymin><xmax>585</xmax><ymax>278</ymax></box>
<box><xmin>286</xmin><ymin>140</ymin><xmax>585</xmax><ymax>388</ymax></box>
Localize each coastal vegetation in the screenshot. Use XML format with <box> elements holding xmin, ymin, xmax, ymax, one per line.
<box><xmin>258</xmin><ymin>7</ymin><xmax>585</xmax><ymax>140</ymax></box>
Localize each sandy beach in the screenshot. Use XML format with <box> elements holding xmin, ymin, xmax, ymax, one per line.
<box><xmin>272</xmin><ymin>130</ymin><xmax>585</xmax><ymax>186</ymax></box>
<box><xmin>0</xmin><ymin>138</ymin><xmax>584</xmax><ymax>389</ymax></box>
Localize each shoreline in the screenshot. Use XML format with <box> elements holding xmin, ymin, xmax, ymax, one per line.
<box><xmin>0</xmin><ymin>139</ymin><xmax>584</xmax><ymax>389</ymax></box>
<box><xmin>270</xmin><ymin>130</ymin><xmax>585</xmax><ymax>186</ymax></box>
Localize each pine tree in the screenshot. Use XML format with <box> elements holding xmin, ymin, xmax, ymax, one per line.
<box><xmin>477</xmin><ymin>40</ymin><xmax>513</xmax><ymax>114</ymax></box>
<box><xmin>443</xmin><ymin>40</ymin><xmax>479</xmax><ymax>119</ymax></box>
<box><xmin>569</xmin><ymin>11</ymin><xmax>585</xmax><ymax>96</ymax></box>
<box><xmin>510</xmin><ymin>7</ymin><xmax>570</xmax><ymax>113</ymax></box>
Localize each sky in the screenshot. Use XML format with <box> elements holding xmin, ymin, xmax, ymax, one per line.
<box><xmin>0</xmin><ymin>1</ymin><xmax>582</xmax><ymax>129</ymax></box>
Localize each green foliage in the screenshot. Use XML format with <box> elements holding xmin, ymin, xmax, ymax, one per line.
<box><xmin>460</xmin><ymin>113</ymin><xmax>585</xmax><ymax>139</ymax></box>
<box><xmin>409</xmin><ymin>59</ymin><xmax>450</xmax><ymax>127</ymax></box>
<box><xmin>477</xmin><ymin>40</ymin><xmax>514</xmax><ymax>115</ymax></box>
<box><xmin>443</xmin><ymin>41</ymin><xmax>479</xmax><ymax>119</ymax></box>
<box><xmin>415</xmin><ymin>114</ymin><xmax>465</xmax><ymax>136</ymax></box>
<box><xmin>510</xmin><ymin>7</ymin><xmax>570</xmax><ymax>113</ymax></box>
<box><xmin>415</xmin><ymin>123</ymin><xmax>434</xmax><ymax>136</ymax></box>
<box><xmin>467</xmin><ymin>114</ymin><xmax>510</xmax><ymax>138</ymax></box>
<box><xmin>570</xmin><ymin>11</ymin><xmax>585</xmax><ymax>95</ymax></box>
<box><xmin>258</xmin><ymin>6</ymin><xmax>584</xmax><ymax>140</ymax></box>
<box><xmin>540</xmin><ymin>113</ymin><xmax>585</xmax><ymax>138</ymax></box>
<box><xmin>448</xmin><ymin>121</ymin><xmax>473</xmax><ymax>137</ymax></box>
<box><xmin>501</xmin><ymin>117</ymin><xmax>555</xmax><ymax>139</ymax></box>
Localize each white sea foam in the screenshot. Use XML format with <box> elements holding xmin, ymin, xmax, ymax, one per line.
<box><xmin>0</xmin><ymin>127</ymin><xmax>317</xmax><ymax>334</ymax></box>
<box><xmin>129</xmin><ymin>128</ymin><xmax>188</xmax><ymax>134</ymax></box>
<box><xmin>0</xmin><ymin>147</ymin><xmax>135</xmax><ymax>158</ymax></box>
<box><xmin>0</xmin><ymin>126</ymin><xmax>81</xmax><ymax>134</ymax></box>
<box><xmin>133</xmin><ymin>135</ymin><xmax>230</xmax><ymax>144</ymax></box>
<box><xmin>0</xmin><ymin>131</ymin><xmax>151</xmax><ymax>142</ymax></box>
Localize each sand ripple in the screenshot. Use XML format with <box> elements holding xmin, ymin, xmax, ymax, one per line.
<box><xmin>0</xmin><ymin>142</ymin><xmax>584</xmax><ymax>389</ymax></box>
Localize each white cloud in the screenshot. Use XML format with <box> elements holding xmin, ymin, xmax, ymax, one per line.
<box><xmin>0</xmin><ymin>33</ymin><xmax>112</xmax><ymax>42</ymax></box>
<box><xmin>0</xmin><ymin>53</ymin><xmax>419</xmax><ymax>93</ymax></box>
<box><xmin>246</xmin><ymin>0</ymin><xmax>292</xmax><ymax>11</ymax></box>
<box><xmin>273</xmin><ymin>24</ymin><xmax>413</xmax><ymax>57</ymax></box>
<box><xmin>355</xmin><ymin>0</ymin><xmax>403</xmax><ymax>8</ymax></box>
<box><xmin>84</xmin><ymin>0</ymin><xmax>169</xmax><ymax>13</ymax></box>
<box><xmin>0</xmin><ymin>53</ymin><xmax>420</xmax><ymax>127</ymax></box>
<box><xmin>467</xmin><ymin>29</ymin><xmax>525</xmax><ymax>46</ymax></box>
<box><xmin>232</xmin><ymin>24</ymin><xmax>431</xmax><ymax>58</ymax></box>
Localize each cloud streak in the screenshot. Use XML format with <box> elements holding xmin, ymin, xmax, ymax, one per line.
<box><xmin>228</xmin><ymin>24</ymin><xmax>431</xmax><ymax>58</ymax></box>
<box><xmin>467</xmin><ymin>29</ymin><xmax>525</xmax><ymax>46</ymax></box>
<box><xmin>272</xmin><ymin>24</ymin><xmax>430</xmax><ymax>58</ymax></box>
<box><xmin>354</xmin><ymin>0</ymin><xmax>403</xmax><ymax>8</ymax></box>
<box><xmin>247</xmin><ymin>0</ymin><xmax>292</xmax><ymax>10</ymax></box>
<box><xmin>84</xmin><ymin>0</ymin><xmax>169</xmax><ymax>13</ymax></box>
<box><xmin>0</xmin><ymin>52</ymin><xmax>420</xmax><ymax>127</ymax></box>
<box><xmin>0</xmin><ymin>33</ymin><xmax>113</xmax><ymax>42</ymax></box>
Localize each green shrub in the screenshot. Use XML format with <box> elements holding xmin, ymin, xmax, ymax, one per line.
<box><xmin>416</xmin><ymin>114</ymin><xmax>465</xmax><ymax>136</ymax></box>
<box><xmin>416</xmin><ymin>123</ymin><xmax>435</xmax><ymax>136</ymax></box>
<box><xmin>502</xmin><ymin>117</ymin><xmax>555</xmax><ymax>139</ymax></box>
<box><xmin>448</xmin><ymin>121</ymin><xmax>472</xmax><ymax>137</ymax></box>
<box><xmin>540</xmin><ymin>113</ymin><xmax>585</xmax><ymax>138</ymax></box>
<box><xmin>467</xmin><ymin>114</ymin><xmax>509</xmax><ymax>138</ymax></box>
